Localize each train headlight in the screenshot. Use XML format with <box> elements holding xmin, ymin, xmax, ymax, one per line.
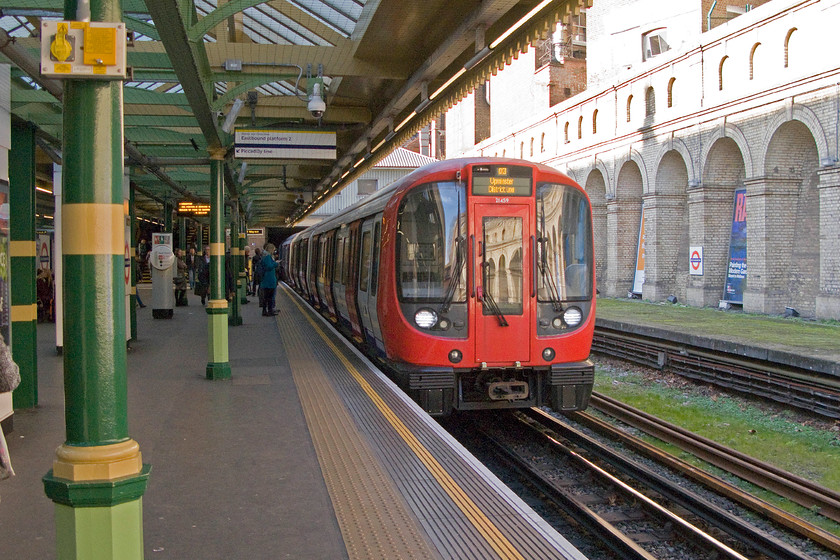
<box><xmin>542</xmin><ymin>347</ymin><xmax>556</xmax><ymax>361</ymax></box>
<box><xmin>448</xmin><ymin>349</ymin><xmax>463</xmax><ymax>364</ymax></box>
<box><xmin>563</xmin><ymin>307</ymin><xmax>583</xmax><ymax>327</ymax></box>
<box><xmin>414</xmin><ymin>308</ymin><xmax>438</xmax><ymax>329</ymax></box>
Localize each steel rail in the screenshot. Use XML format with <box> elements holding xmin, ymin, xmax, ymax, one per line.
<box><xmin>523</xmin><ymin>408</ymin><xmax>815</xmax><ymax>560</ymax></box>
<box><xmin>588</xmin><ymin>392</ymin><xmax>840</xmax><ymax>524</ymax></box>
<box><xmin>592</xmin><ymin>327</ymin><xmax>840</xmax><ymax>418</ymax></box>
<box><xmin>569</xmin><ymin>402</ymin><xmax>840</xmax><ymax>556</ymax></box>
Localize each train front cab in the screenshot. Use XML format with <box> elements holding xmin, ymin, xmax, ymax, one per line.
<box><xmin>381</xmin><ymin>161</ymin><xmax>595</xmax><ymax>416</ymax></box>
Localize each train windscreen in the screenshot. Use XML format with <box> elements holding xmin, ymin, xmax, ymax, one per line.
<box><xmin>536</xmin><ymin>184</ymin><xmax>593</xmax><ymax>301</ymax></box>
<box><xmin>396</xmin><ymin>182</ymin><xmax>467</xmax><ymax>302</ymax></box>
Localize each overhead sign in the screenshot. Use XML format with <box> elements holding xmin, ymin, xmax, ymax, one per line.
<box><xmin>234</xmin><ymin>129</ymin><xmax>337</xmax><ymax>160</ymax></box>
<box><xmin>471</xmin><ymin>165</ymin><xmax>533</xmax><ymax>197</ymax></box>
<box><xmin>40</xmin><ymin>21</ymin><xmax>127</xmax><ymax>79</ymax></box>
<box><xmin>177</xmin><ymin>201</ymin><xmax>211</xmax><ymax>216</ymax></box>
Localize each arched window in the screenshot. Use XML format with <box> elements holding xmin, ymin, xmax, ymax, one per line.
<box><xmin>577</xmin><ymin>116</ymin><xmax>583</xmax><ymax>139</ymax></box>
<box><xmin>564</xmin><ymin>122</ymin><xmax>570</xmax><ymax>143</ymax></box>
<box><xmin>667</xmin><ymin>77</ymin><xmax>676</xmax><ymax>107</ymax></box>
<box><xmin>530</xmin><ymin>137</ymin><xmax>534</xmax><ymax>157</ymax></box>
<box><xmin>592</xmin><ymin>109</ymin><xmax>598</xmax><ymax>134</ymax></box>
<box><xmin>749</xmin><ymin>43</ymin><xmax>760</xmax><ymax>80</ymax></box>
<box><xmin>626</xmin><ymin>95</ymin><xmax>633</xmax><ymax>122</ymax></box>
<box><xmin>645</xmin><ymin>87</ymin><xmax>655</xmax><ymax>116</ymax></box>
<box><xmin>784</xmin><ymin>28</ymin><xmax>797</xmax><ymax>68</ymax></box>
<box><xmin>540</xmin><ymin>132</ymin><xmax>545</xmax><ymax>153</ymax></box>
<box><xmin>719</xmin><ymin>56</ymin><xmax>728</xmax><ymax>91</ymax></box>
<box><xmin>502</xmin><ymin>149</ymin><xmax>506</xmax><ymax>157</ymax></box>
<box><xmin>520</xmin><ymin>141</ymin><xmax>524</xmax><ymax>158</ymax></box>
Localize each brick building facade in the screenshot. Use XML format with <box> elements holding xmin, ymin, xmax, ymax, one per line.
<box><xmin>445</xmin><ymin>0</ymin><xmax>840</xmax><ymax>319</ymax></box>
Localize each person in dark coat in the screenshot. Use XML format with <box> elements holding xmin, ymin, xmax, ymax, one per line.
<box><xmin>259</xmin><ymin>243</ymin><xmax>278</xmax><ymax>316</ymax></box>
<box><xmin>194</xmin><ymin>246</ymin><xmax>211</xmax><ymax>305</ymax></box>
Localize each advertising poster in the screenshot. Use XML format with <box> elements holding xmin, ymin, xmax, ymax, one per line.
<box><xmin>0</xmin><ymin>182</ymin><xmax>9</xmax><ymax>344</ymax></box>
<box><xmin>631</xmin><ymin>208</ymin><xmax>645</xmax><ymax>295</ymax></box>
<box><xmin>723</xmin><ymin>188</ymin><xmax>747</xmax><ymax>303</ymax></box>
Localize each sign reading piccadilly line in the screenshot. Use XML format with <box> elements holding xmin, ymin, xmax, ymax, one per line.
<box><xmin>234</xmin><ymin>129</ymin><xmax>337</xmax><ymax>160</ymax></box>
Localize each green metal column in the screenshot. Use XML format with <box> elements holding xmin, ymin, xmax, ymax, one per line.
<box><xmin>228</xmin><ymin>203</ymin><xmax>242</xmax><ymax>326</ymax></box>
<box><xmin>206</xmin><ymin>151</ymin><xmax>231</xmax><ymax>379</ymax></box>
<box><xmin>179</xmin><ymin>217</ymin><xmax>186</xmax><ymax>252</ymax></box>
<box><xmin>9</xmin><ymin>120</ymin><xmax>38</xmax><ymax>409</ymax></box>
<box><xmin>129</xmin><ymin>186</ymin><xmax>137</xmax><ymax>341</ymax></box>
<box><xmin>238</xmin><ymin>221</ymin><xmax>248</xmax><ymax>305</ymax></box>
<box><xmin>163</xmin><ymin>201</ymin><xmax>173</xmax><ymax>234</ymax></box>
<box><xmin>42</xmin><ymin>2</ymin><xmax>149</xmax><ymax>558</ymax></box>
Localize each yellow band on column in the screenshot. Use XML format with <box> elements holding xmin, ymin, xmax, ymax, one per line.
<box><xmin>11</xmin><ymin>304</ymin><xmax>37</xmax><ymax>322</ymax></box>
<box><xmin>63</xmin><ymin>204</ymin><xmax>124</xmax><ymax>255</ymax></box>
<box><xmin>207</xmin><ymin>299</ymin><xmax>228</xmax><ymax>309</ymax></box>
<box><xmin>210</xmin><ymin>242</ymin><xmax>225</xmax><ymax>256</ymax></box>
<box><xmin>53</xmin><ymin>439</ymin><xmax>143</xmax><ymax>482</ymax></box>
<box><xmin>10</xmin><ymin>240</ymin><xmax>37</xmax><ymax>257</ymax></box>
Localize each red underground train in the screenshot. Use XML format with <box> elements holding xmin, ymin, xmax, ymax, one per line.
<box><xmin>282</xmin><ymin>158</ymin><xmax>595</xmax><ymax>416</ymax></box>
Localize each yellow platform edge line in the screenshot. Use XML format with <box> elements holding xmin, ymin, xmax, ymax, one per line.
<box><xmin>288</xmin><ymin>294</ymin><xmax>526</xmax><ymax>560</ymax></box>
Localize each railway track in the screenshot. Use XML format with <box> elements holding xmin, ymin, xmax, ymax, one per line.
<box><xmin>592</xmin><ymin>326</ymin><xmax>840</xmax><ymax>419</ymax></box>
<box><xmin>576</xmin><ymin>392</ymin><xmax>840</xmax><ymax>555</ymax></box>
<box><xmin>466</xmin><ymin>409</ymin><xmax>814</xmax><ymax>560</ymax></box>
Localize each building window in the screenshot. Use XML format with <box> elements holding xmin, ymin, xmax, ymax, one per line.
<box><xmin>358</xmin><ymin>179</ymin><xmax>378</xmax><ymax>195</ymax></box>
<box><xmin>626</xmin><ymin>95</ymin><xmax>633</xmax><ymax>122</ymax></box>
<box><xmin>749</xmin><ymin>43</ymin><xmax>760</xmax><ymax>80</ymax></box>
<box><xmin>530</xmin><ymin>137</ymin><xmax>534</xmax><ymax>157</ymax></box>
<box><xmin>784</xmin><ymin>28</ymin><xmax>797</xmax><ymax>68</ymax></box>
<box><xmin>719</xmin><ymin>56</ymin><xmax>728</xmax><ymax>91</ymax></box>
<box><xmin>564</xmin><ymin>122</ymin><xmax>570</xmax><ymax>143</ymax></box>
<box><xmin>577</xmin><ymin>116</ymin><xmax>583</xmax><ymax>139</ymax></box>
<box><xmin>592</xmin><ymin>109</ymin><xmax>598</xmax><ymax>134</ymax></box>
<box><xmin>667</xmin><ymin>78</ymin><xmax>675</xmax><ymax>107</ymax></box>
<box><xmin>645</xmin><ymin>87</ymin><xmax>655</xmax><ymax>117</ymax></box>
<box><xmin>642</xmin><ymin>28</ymin><xmax>670</xmax><ymax>62</ymax></box>
<box><xmin>520</xmin><ymin>141</ymin><xmax>524</xmax><ymax>159</ymax></box>
<box><xmin>540</xmin><ymin>132</ymin><xmax>545</xmax><ymax>153</ymax></box>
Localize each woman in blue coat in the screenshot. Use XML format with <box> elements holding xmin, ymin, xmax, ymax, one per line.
<box><xmin>260</xmin><ymin>243</ymin><xmax>278</xmax><ymax>316</ymax></box>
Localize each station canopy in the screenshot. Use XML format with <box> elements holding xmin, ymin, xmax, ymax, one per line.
<box><xmin>1</xmin><ymin>0</ymin><xmax>588</xmax><ymax>226</ymax></box>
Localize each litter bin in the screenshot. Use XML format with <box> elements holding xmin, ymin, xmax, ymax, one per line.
<box><xmin>150</xmin><ymin>244</ymin><xmax>175</xmax><ymax>319</ymax></box>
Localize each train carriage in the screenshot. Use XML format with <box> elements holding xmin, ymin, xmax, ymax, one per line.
<box><xmin>283</xmin><ymin>158</ymin><xmax>595</xmax><ymax>415</ymax></box>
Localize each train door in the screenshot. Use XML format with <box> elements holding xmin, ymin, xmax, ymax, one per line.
<box><xmin>309</xmin><ymin>234</ymin><xmax>321</xmax><ymax>308</ymax></box>
<box><xmin>367</xmin><ymin>217</ymin><xmax>385</xmax><ymax>354</ymax></box>
<box><xmin>333</xmin><ymin>227</ymin><xmax>350</xmax><ymax>327</ymax></box>
<box><xmin>345</xmin><ymin>221</ymin><xmax>364</xmax><ymax>342</ymax></box>
<box><xmin>471</xmin><ymin>203</ymin><xmax>532</xmax><ymax>364</ymax></box>
<box><xmin>357</xmin><ymin>218</ymin><xmax>376</xmax><ymax>349</ymax></box>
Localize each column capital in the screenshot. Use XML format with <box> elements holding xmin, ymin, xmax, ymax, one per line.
<box><xmin>208</xmin><ymin>147</ymin><xmax>227</xmax><ymax>160</ymax></box>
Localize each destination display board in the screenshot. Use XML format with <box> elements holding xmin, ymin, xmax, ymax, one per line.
<box><xmin>177</xmin><ymin>201</ymin><xmax>211</xmax><ymax>216</ymax></box>
<box><xmin>471</xmin><ymin>165</ymin><xmax>533</xmax><ymax>197</ymax></box>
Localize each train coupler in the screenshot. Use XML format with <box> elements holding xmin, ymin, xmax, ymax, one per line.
<box><xmin>487</xmin><ymin>380</ymin><xmax>530</xmax><ymax>401</ymax></box>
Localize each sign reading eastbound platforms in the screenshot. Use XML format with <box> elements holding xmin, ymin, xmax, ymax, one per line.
<box><xmin>234</xmin><ymin>129</ymin><xmax>337</xmax><ymax>160</ymax></box>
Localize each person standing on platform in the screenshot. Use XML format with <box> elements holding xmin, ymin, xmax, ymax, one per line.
<box><xmin>252</xmin><ymin>247</ymin><xmax>263</xmax><ymax>301</ymax></box>
<box><xmin>259</xmin><ymin>243</ymin><xmax>278</xmax><ymax>316</ymax></box>
<box><xmin>185</xmin><ymin>246</ymin><xmax>198</xmax><ymax>290</ymax></box>
<box><xmin>243</xmin><ymin>246</ymin><xmax>252</xmax><ymax>296</ymax></box>
<box><xmin>194</xmin><ymin>245</ymin><xmax>211</xmax><ymax>306</ymax></box>
<box><xmin>0</xmin><ymin>334</ymin><xmax>20</xmax><ymax>486</ymax></box>
<box><xmin>173</xmin><ymin>248</ymin><xmax>189</xmax><ymax>306</ymax></box>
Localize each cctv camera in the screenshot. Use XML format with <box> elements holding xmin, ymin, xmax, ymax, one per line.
<box><xmin>308</xmin><ymin>96</ymin><xmax>326</xmax><ymax>119</ymax></box>
<box><xmin>295</xmin><ymin>196</ymin><xmax>305</xmax><ymax>205</ymax></box>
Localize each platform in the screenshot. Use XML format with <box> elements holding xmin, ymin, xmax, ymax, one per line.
<box><xmin>595</xmin><ymin>297</ymin><xmax>840</xmax><ymax>377</ymax></box>
<box><xmin>1</xmin><ymin>284</ymin><xmax>584</xmax><ymax>560</ymax></box>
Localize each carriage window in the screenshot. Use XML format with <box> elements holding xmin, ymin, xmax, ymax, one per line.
<box><xmin>396</xmin><ymin>182</ymin><xmax>467</xmax><ymax>302</ymax></box>
<box><xmin>359</xmin><ymin>231</ymin><xmax>371</xmax><ymax>292</ymax></box>
<box><xmin>536</xmin><ymin>183</ymin><xmax>593</xmax><ymax>301</ymax></box>
<box><xmin>370</xmin><ymin>222</ymin><xmax>381</xmax><ymax>294</ymax></box>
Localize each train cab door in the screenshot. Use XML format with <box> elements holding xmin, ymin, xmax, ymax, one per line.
<box><xmin>471</xmin><ymin>203</ymin><xmax>532</xmax><ymax>365</ymax></box>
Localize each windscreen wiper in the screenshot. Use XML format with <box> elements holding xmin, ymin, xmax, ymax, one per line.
<box><xmin>538</xmin><ymin>193</ymin><xmax>564</xmax><ymax>312</ymax></box>
<box><xmin>482</xmin><ymin>289</ymin><xmax>509</xmax><ymax>327</ymax></box>
<box><xmin>439</xmin><ymin>236</ymin><xmax>465</xmax><ymax>314</ymax></box>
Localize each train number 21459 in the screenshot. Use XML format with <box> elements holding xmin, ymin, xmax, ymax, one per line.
<box><xmin>495</xmin><ymin>197</ymin><xmax>510</xmax><ymax>204</ymax></box>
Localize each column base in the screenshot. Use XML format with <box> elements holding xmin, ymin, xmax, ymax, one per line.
<box><xmin>54</xmin><ymin>496</ymin><xmax>145</xmax><ymax>560</ymax></box>
<box><xmin>206</xmin><ymin>362</ymin><xmax>232</xmax><ymax>380</ymax></box>
<box><xmin>816</xmin><ymin>294</ymin><xmax>840</xmax><ymax>320</ymax></box>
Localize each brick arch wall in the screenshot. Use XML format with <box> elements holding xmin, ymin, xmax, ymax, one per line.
<box><xmin>584</xmin><ymin>168</ymin><xmax>608</xmax><ymax>290</ymax></box>
<box><xmin>605</xmin><ymin>160</ymin><xmax>644</xmax><ymax>296</ymax></box>
<box><xmin>643</xmin><ymin>150</ymin><xmax>689</xmax><ymax>302</ymax></box>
